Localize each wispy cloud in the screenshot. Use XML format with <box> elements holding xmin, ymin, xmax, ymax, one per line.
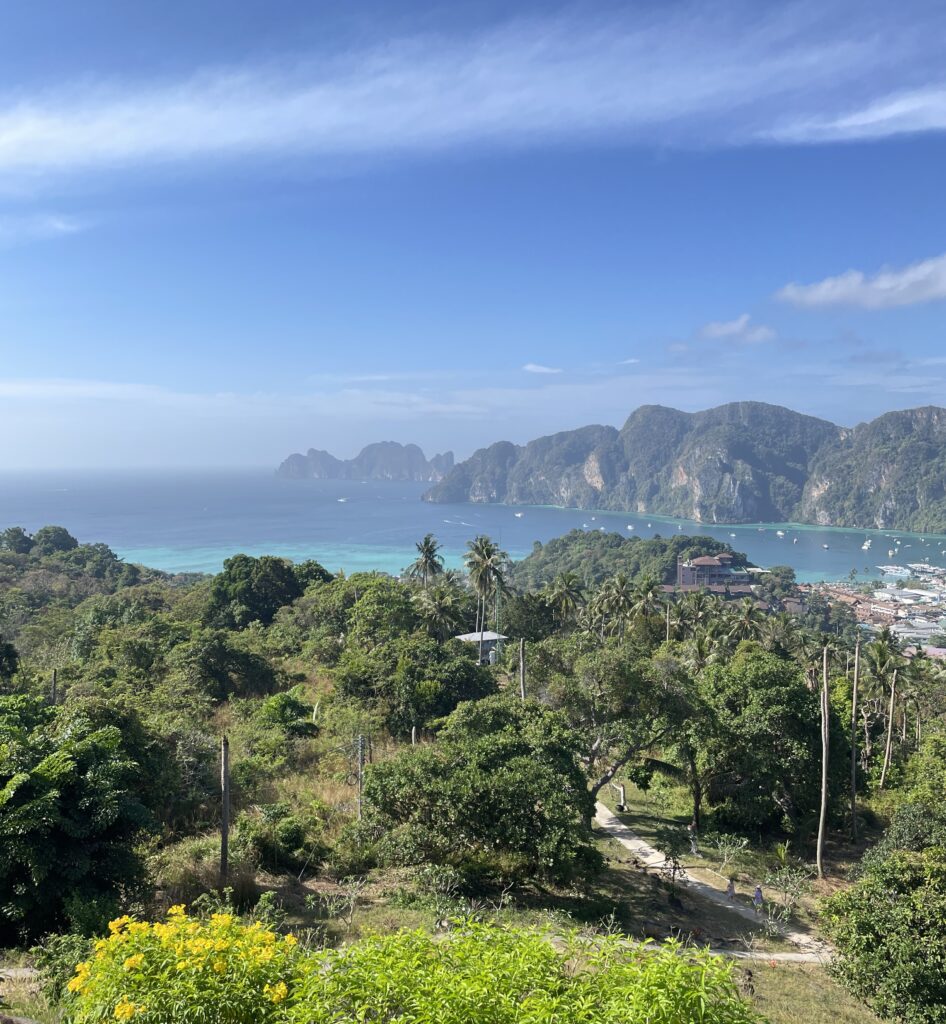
<box><xmin>620</xmin><ymin>357</ymin><xmax>641</xmax><ymax>365</ymax></box>
<box><xmin>777</xmin><ymin>253</ymin><xmax>946</xmax><ymax>309</ymax></box>
<box><xmin>522</xmin><ymin>363</ymin><xmax>563</xmax><ymax>375</ymax></box>
<box><xmin>0</xmin><ymin>4</ymin><xmax>943</xmax><ymax>179</ymax></box>
<box><xmin>699</xmin><ymin>313</ymin><xmax>776</xmax><ymax>343</ymax></box>
<box><xmin>770</xmin><ymin>86</ymin><xmax>946</xmax><ymax>143</ymax></box>
<box><xmin>0</xmin><ymin>213</ymin><xmax>85</xmax><ymax>246</ymax></box>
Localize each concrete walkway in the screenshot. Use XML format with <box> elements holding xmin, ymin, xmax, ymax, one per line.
<box><xmin>594</xmin><ymin>802</ymin><xmax>831</xmax><ymax>963</ymax></box>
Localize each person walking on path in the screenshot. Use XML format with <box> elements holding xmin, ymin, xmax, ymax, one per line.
<box><xmin>687</xmin><ymin>821</ymin><xmax>698</xmax><ymax>856</ymax></box>
<box><xmin>753</xmin><ymin>885</ymin><xmax>763</xmax><ymax>914</ymax></box>
<box><xmin>726</xmin><ymin>878</ymin><xmax>736</xmax><ymax>901</ymax></box>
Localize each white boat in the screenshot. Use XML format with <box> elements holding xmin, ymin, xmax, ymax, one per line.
<box><xmin>729</xmin><ymin>532</ymin><xmax>736</xmax><ymax>538</ymax></box>
<box><xmin>514</xmin><ymin>512</ymin><xmax>523</xmax><ymax>518</ymax></box>
<box><xmin>793</xmin><ymin>538</ymin><xmax>798</xmax><ymax>544</ymax></box>
<box><xmin>822</xmin><ymin>543</ymin><xmax>829</xmax><ymax>549</ymax></box>
<box><xmin>776</xmin><ymin>530</ymin><xmax>785</xmax><ymax>538</ymax></box>
<box><xmin>861</xmin><ymin>539</ymin><xmax>872</xmax><ymax>550</ymax></box>
<box><xmin>647</xmin><ymin>523</ymin><xmax>652</xmax><ymax>528</ymax></box>
<box><xmin>337</xmin><ymin>498</ymin><xmax>348</xmax><ymax>503</ymax></box>
<box><xmin>889</xmin><ymin>549</ymin><xmax>896</xmax><ymax>557</ymax></box>
<box><xmin>626</xmin><ymin>525</ymin><xmax>635</xmax><ymax>530</ymax></box>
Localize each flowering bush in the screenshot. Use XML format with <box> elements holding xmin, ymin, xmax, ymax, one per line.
<box><xmin>288</xmin><ymin>924</ymin><xmax>761</xmax><ymax>1024</ymax></box>
<box><xmin>65</xmin><ymin>906</ymin><xmax>303</xmax><ymax>1023</ymax></box>
<box><xmin>65</xmin><ymin>914</ymin><xmax>759</xmax><ymax>1024</ymax></box>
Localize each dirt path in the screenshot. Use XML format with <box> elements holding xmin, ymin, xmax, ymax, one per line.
<box><xmin>594</xmin><ymin>802</ymin><xmax>831</xmax><ymax>963</ymax></box>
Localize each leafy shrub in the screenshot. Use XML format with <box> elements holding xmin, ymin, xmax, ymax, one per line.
<box><xmin>235</xmin><ymin>803</ymin><xmax>327</xmax><ymax>874</ymax></box>
<box><xmin>31</xmin><ymin>931</ymin><xmax>94</xmax><ymax>1002</ymax></box>
<box><xmin>363</xmin><ymin>696</ymin><xmax>600</xmax><ymax>883</ymax></box>
<box><xmin>0</xmin><ymin>696</ymin><xmax>152</xmax><ymax>942</ymax></box>
<box><xmin>64</xmin><ymin>916</ymin><xmax>759</xmax><ymax>1024</ymax></box>
<box><xmin>322</xmin><ymin>820</ymin><xmax>378</xmax><ymax>879</ymax></box>
<box><xmin>822</xmin><ymin>846</ymin><xmax>946</xmax><ymax>1024</ymax></box>
<box><xmin>288</xmin><ymin>923</ymin><xmax>761</xmax><ymax>1024</ymax></box>
<box><xmin>150</xmin><ymin>836</ymin><xmax>257</xmax><ymax>908</ymax></box>
<box><xmin>65</xmin><ymin>907</ymin><xmax>303</xmax><ymax>1023</ymax></box>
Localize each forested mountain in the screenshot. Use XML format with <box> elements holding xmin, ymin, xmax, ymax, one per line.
<box><xmin>277</xmin><ymin>441</ymin><xmax>453</xmax><ymax>481</ymax></box>
<box><xmin>424</xmin><ymin>402</ymin><xmax>946</xmax><ymax>532</ymax></box>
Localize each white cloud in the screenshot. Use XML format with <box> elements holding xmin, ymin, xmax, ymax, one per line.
<box><xmin>777</xmin><ymin>253</ymin><xmax>946</xmax><ymax>309</ymax></box>
<box><xmin>0</xmin><ymin>4</ymin><xmax>942</xmax><ymax>179</ymax></box>
<box><xmin>699</xmin><ymin>313</ymin><xmax>776</xmax><ymax>343</ymax></box>
<box><xmin>620</xmin><ymin>357</ymin><xmax>641</xmax><ymax>365</ymax></box>
<box><xmin>522</xmin><ymin>363</ymin><xmax>563</xmax><ymax>375</ymax></box>
<box><xmin>0</xmin><ymin>213</ymin><xmax>85</xmax><ymax>246</ymax></box>
<box><xmin>770</xmin><ymin>86</ymin><xmax>946</xmax><ymax>143</ymax></box>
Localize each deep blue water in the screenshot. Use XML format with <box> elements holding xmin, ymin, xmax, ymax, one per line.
<box><xmin>2</xmin><ymin>470</ymin><xmax>945</xmax><ymax>583</ymax></box>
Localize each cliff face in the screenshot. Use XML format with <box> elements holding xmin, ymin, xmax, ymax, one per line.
<box><xmin>424</xmin><ymin>403</ymin><xmax>946</xmax><ymax>532</ymax></box>
<box><xmin>797</xmin><ymin>407</ymin><xmax>946</xmax><ymax>531</ymax></box>
<box><xmin>277</xmin><ymin>442</ymin><xmax>454</xmax><ymax>482</ymax></box>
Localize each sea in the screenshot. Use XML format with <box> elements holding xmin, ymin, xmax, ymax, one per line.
<box><xmin>2</xmin><ymin>469</ymin><xmax>946</xmax><ymax>584</ymax></box>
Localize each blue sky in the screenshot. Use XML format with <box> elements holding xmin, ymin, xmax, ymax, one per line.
<box><xmin>3</xmin><ymin>0</ymin><xmax>946</xmax><ymax>468</ymax></box>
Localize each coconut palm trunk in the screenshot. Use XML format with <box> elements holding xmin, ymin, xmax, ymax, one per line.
<box><xmin>816</xmin><ymin>645</ymin><xmax>830</xmax><ymax>879</ymax></box>
<box><xmin>850</xmin><ymin>639</ymin><xmax>860</xmax><ymax>841</ymax></box>
<box><xmin>879</xmin><ymin>668</ymin><xmax>898</xmax><ymax>790</ymax></box>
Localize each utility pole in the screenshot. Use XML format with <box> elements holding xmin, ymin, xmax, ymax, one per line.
<box><xmin>220</xmin><ymin>735</ymin><xmax>230</xmax><ymax>889</ymax></box>
<box><xmin>518</xmin><ymin>638</ymin><xmax>526</xmax><ymax>702</ymax></box>
<box><xmin>357</xmin><ymin>734</ymin><xmax>365</xmax><ymax>820</ymax></box>
<box><xmin>850</xmin><ymin>640</ymin><xmax>860</xmax><ymax>841</ymax></box>
<box><xmin>816</xmin><ymin>646</ymin><xmax>829</xmax><ymax>879</ymax></box>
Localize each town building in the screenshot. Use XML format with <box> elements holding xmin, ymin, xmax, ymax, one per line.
<box><xmin>676</xmin><ymin>553</ymin><xmax>751</xmax><ymax>589</ymax></box>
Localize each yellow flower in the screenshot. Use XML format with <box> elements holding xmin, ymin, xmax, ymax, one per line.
<box><xmin>168</xmin><ymin>904</ymin><xmax>186</xmax><ymax>917</ymax></box>
<box><xmin>127</xmin><ymin>922</ymin><xmax>149</xmax><ymax>935</ymax></box>
<box><xmin>210</xmin><ymin>913</ymin><xmax>233</xmax><ymax>927</ymax></box>
<box><xmin>113</xmin><ymin>997</ymin><xmax>144</xmax><ymax>1020</ymax></box>
<box><xmin>264</xmin><ymin>981</ymin><xmax>288</xmax><ymax>1004</ymax></box>
<box><xmin>66</xmin><ymin>975</ymin><xmax>86</xmax><ymax>994</ymax></box>
<box><xmin>213</xmin><ymin>960</ymin><xmax>226</xmax><ymax>974</ymax></box>
<box><xmin>123</xmin><ymin>954</ymin><xmax>144</xmax><ymax>971</ymax></box>
<box><xmin>108</xmin><ymin>916</ymin><xmax>132</xmax><ymax>934</ymax></box>
<box><xmin>283</xmin><ymin>933</ymin><xmax>298</xmax><ymax>947</ymax></box>
<box><xmin>176</xmin><ymin>960</ymin><xmax>189</xmax><ymax>971</ymax></box>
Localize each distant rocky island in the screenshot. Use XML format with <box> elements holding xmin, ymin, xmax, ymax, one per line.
<box><xmin>423</xmin><ymin>402</ymin><xmax>946</xmax><ymax>533</ymax></box>
<box><xmin>277</xmin><ymin>441</ymin><xmax>454</xmax><ymax>482</ymax></box>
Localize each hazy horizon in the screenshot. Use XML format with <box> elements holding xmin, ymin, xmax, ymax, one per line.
<box><xmin>4</xmin><ymin>0</ymin><xmax>946</xmax><ymax>469</ymax></box>
<box><xmin>5</xmin><ymin>396</ymin><xmax>946</xmax><ymax>473</ymax></box>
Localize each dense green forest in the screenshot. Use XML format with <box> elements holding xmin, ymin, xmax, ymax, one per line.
<box><xmin>1</xmin><ymin>523</ymin><xmax>944</xmax><ymax>1023</ymax></box>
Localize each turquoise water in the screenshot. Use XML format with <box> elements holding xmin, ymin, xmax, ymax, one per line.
<box><xmin>2</xmin><ymin>469</ymin><xmax>945</xmax><ymax>583</ymax></box>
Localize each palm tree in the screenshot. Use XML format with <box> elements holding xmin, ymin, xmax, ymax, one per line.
<box><xmin>678</xmin><ymin>589</ymin><xmax>712</xmax><ymax>638</ymax></box>
<box><xmin>544</xmin><ymin>571</ymin><xmax>585</xmax><ymax>629</ymax></box>
<box><xmin>598</xmin><ymin>572</ymin><xmax>635</xmax><ymax>637</ymax></box>
<box><xmin>758</xmin><ymin>613</ymin><xmax>800</xmax><ymax>657</ymax></box>
<box><xmin>407</xmin><ymin>533</ymin><xmax>444</xmax><ymax>590</ymax></box>
<box><xmin>865</xmin><ymin>628</ymin><xmax>903</xmax><ymax>790</ymax></box>
<box><xmin>728</xmin><ymin>597</ymin><xmax>765</xmax><ymax>643</ymax></box>
<box><xmin>630</xmin><ymin>576</ymin><xmax>661</xmax><ymax>625</ymax></box>
<box><xmin>414</xmin><ymin>582</ymin><xmax>462</xmax><ymax>642</ymax></box>
<box><xmin>464</xmin><ymin>535</ymin><xmax>509</xmax><ymax>661</ymax></box>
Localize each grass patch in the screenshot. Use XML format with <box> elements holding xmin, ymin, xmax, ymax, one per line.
<box><xmin>745</xmin><ymin>963</ymin><xmax>880</xmax><ymax>1024</ymax></box>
